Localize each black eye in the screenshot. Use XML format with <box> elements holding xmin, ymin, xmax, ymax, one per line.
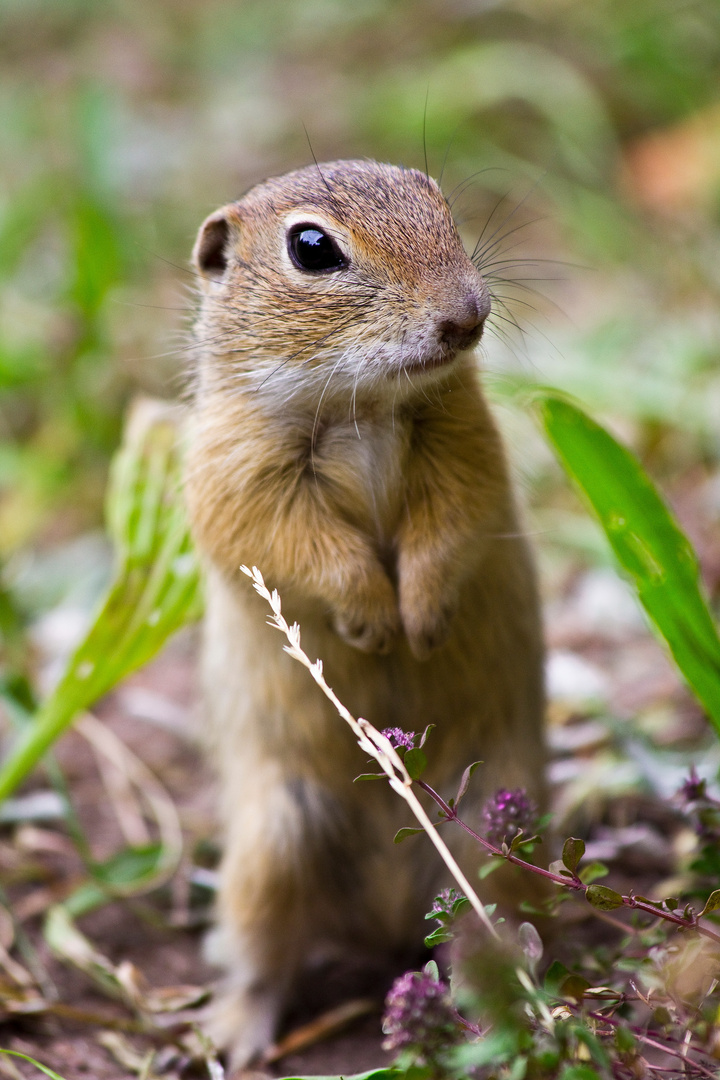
<box><xmin>287</xmin><ymin>225</ymin><xmax>347</xmax><ymax>272</ymax></box>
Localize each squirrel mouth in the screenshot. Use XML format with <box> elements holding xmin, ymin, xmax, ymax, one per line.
<box><xmin>399</xmin><ymin>350</ymin><xmax>456</xmax><ymax>375</ymax></box>
<box><xmin>396</xmin><ymin>320</ymin><xmax>485</xmax><ymax>377</ymax></box>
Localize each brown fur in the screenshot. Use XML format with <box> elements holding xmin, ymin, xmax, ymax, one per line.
<box><xmin>184</xmin><ymin>160</ymin><xmax>545</xmax><ymax>1067</ymax></box>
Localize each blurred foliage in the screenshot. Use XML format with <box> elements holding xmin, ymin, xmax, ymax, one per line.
<box><xmin>0</xmin><ymin>399</ymin><xmax>201</xmax><ymax>802</ymax></box>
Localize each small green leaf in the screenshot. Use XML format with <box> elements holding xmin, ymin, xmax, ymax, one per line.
<box><xmin>424</xmin><ymin>926</ymin><xmax>453</xmax><ymax>947</ymax></box>
<box><xmin>575</xmin><ymin>1026</ymin><xmax>612</xmax><ymax>1069</ymax></box>
<box><xmin>578</xmin><ymin>861</ymin><xmax>608</xmax><ymax>884</ymax></box>
<box><xmin>560</xmin><ymin>973</ymin><xmax>591</xmax><ymax>1003</ymax></box>
<box><xmin>509</xmin><ymin>832</ymin><xmax>541</xmax><ymax>854</ymax></box>
<box><xmin>424</xmin><ymin>959</ymin><xmax>440</xmax><ymax>981</ymax></box>
<box><xmin>0</xmin><ymin>1050</ymin><xmax>68</xmax><ymax>1080</ymax></box>
<box><xmin>478</xmin><ymin>859</ymin><xmax>503</xmax><ymax>879</ymax></box>
<box><xmin>393</xmin><ymin>827</ymin><xmax>424</xmax><ymax>844</ymax></box>
<box><xmin>699</xmin><ymin>888</ymin><xmax>720</xmax><ymax>917</ymax></box>
<box><xmin>417</xmin><ymin>724</ymin><xmax>435</xmax><ymax>748</ymax></box>
<box><xmin>662</xmin><ymin>896</ymin><xmax>680</xmax><ymax>912</ymax></box>
<box><xmin>536</xmin><ymin>812</ymin><xmax>553</xmax><ymax>832</ymax></box>
<box><xmin>403</xmin><ymin>747</ymin><xmax>427</xmax><ymax>780</ymax></box>
<box><xmin>455</xmin><ymin>760</ymin><xmax>483</xmax><ymax>804</ymax></box>
<box><xmin>560</xmin><ymin>1063</ymin><xmax>600</xmax><ymax>1079</ymax></box>
<box><xmin>544</xmin><ymin>959</ymin><xmax>570</xmax><ymax>993</ymax></box>
<box><xmin>614</xmin><ymin>1026</ymin><xmax>636</xmax><ymax>1054</ymax></box>
<box><xmin>453</xmin><ymin>896</ymin><xmax>471</xmax><ymax>917</ymax></box>
<box><xmin>586</xmin><ymin>884</ymin><xmax>624</xmax><ymax>910</ymax></box>
<box><xmin>562</xmin><ymin>837</ymin><xmax>585</xmax><ymax>874</ymax></box>
<box><xmin>354</xmin><ymin>773</ymin><xmax>386</xmax><ymax>782</ymax></box>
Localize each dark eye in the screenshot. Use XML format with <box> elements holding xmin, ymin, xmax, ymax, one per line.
<box><xmin>287</xmin><ymin>225</ymin><xmax>347</xmax><ymax>272</ymax></box>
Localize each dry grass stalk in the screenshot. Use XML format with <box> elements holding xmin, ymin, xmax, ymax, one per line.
<box><xmin>240</xmin><ymin>564</ymin><xmax>498</xmax><ymax>940</ymax></box>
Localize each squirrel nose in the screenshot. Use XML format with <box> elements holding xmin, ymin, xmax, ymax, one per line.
<box><xmin>437</xmin><ymin>290</ymin><xmax>489</xmax><ymax>351</ymax></box>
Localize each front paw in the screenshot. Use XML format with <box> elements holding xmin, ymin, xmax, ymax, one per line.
<box><xmin>400</xmin><ymin>589</ymin><xmax>457</xmax><ymax>661</ymax></box>
<box><xmin>333</xmin><ymin>581</ymin><xmax>400</xmax><ymax>654</ymax></box>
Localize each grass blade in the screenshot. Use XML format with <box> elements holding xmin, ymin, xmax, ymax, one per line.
<box><xmin>534</xmin><ymin>392</ymin><xmax>720</xmax><ymax>736</ymax></box>
<box><xmin>0</xmin><ymin>400</ymin><xmax>203</xmax><ymax>802</ymax></box>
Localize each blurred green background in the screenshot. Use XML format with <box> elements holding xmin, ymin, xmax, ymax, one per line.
<box><xmin>1</xmin><ymin>0</ymin><xmax>719</xmax><ymax>592</ymax></box>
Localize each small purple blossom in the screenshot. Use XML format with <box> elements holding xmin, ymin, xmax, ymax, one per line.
<box><xmin>430</xmin><ymin>887</ymin><xmax>464</xmax><ymax>918</ymax></box>
<box><xmin>382</xmin><ymin>969</ymin><xmax>461</xmax><ymax>1063</ymax></box>
<box><xmin>482</xmin><ymin>787</ymin><xmax>538</xmax><ymax>848</ymax></box>
<box><xmin>382</xmin><ymin>727</ymin><xmax>417</xmax><ymax>750</ymax></box>
<box><xmin>679</xmin><ymin>766</ymin><xmax>706</xmax><ymax>804</ymax></box>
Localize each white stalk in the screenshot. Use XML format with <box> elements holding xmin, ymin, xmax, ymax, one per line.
<box><xmin>240</xmin><ymin>565</ymin><xmax>498</xmax><ymax>940</ymax></box>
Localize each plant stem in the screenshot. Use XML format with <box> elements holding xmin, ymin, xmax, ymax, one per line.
<box><xmin>242</xmin><ymin>565</ymin><xmax>500</xmax><ymax>940</ymax></box>
<box><xmin>416</xmin><ymin>780</ymin><xmax>720</xmax><ymax>947</ymax></box>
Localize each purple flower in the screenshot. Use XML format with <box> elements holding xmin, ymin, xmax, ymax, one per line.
<box><xmin>679</xmin><ymin>766</ymin><xmax>706</xmax><ymax>804</ymax></box>
<box><xmin>382</xmin><ymin>969</ymin><xmax>461</xmax><ymax>1063</ymax></box>
<box><xmin>382</xmin><ymin>727</ymin><xmax>417</xmax><ymax>750</ymax></box>
<box><xmin>430</xmin><ymin>887</ymin><xmax>464</xmax><ymax>918</ymax></box>
<box><xmin>482</xmin><ymin>787</ymin><xmax>538</xmax><ymax>848</ymax></box>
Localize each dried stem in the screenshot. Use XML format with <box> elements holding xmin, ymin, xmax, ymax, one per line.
<box><xmin>240</xmin><ymin>565</ymin><xmax>498</xmax><ymax>940</ymax></box>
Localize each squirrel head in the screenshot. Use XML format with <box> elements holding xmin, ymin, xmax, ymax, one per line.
<box><xmin>192</xmin><ymin>160</ymin><xmax>490</xmax><ymax>405</ymax></box>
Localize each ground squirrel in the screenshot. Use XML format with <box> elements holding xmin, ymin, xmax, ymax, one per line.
<box><xmin>184</xmin><ymin>159</ymin><xmax>546</xmax><ymax>1068</ymax></box>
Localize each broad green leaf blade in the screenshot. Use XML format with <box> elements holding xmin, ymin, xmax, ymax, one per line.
<box><xmin>0</xmin><ymin>400</ymin><xmax>203</xmax><ymax>802</ymax></box>
<box><xmin>535</xmin><ymin>392</ymin><xmax>720</xmax><ymax>737</ymax></box>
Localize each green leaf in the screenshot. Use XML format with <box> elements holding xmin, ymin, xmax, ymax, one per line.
<box><xmin>452</xmin><ymin>895</ymin><xmax>471</xmax><ymax>917</ymax></box>
<box><xmin>510</xmin><ymin>832</ymin><xmax>541</xmax><ymax>853</ymax></box>
<box><xmin>478</xmin><ymin>859</ymin><xmax>503</xmax><ymax>879</ymax></box>
<box><xmin>403</xmin><ymin>747</ymin><xmax>427</xmax><ymax>780</ymax></box>
<box><xmin>614</xmin><ymin>1026</ymin><xmax>636</xmax><ymax>1054</ymax></box>
<box><xmin>585</xmin><ymin>884</ymin><xmax>624</xmax><ymax>910</ymax></box>
<box><xmin>394</xmin><ymin>827</ymin><xmax>425</xmax><ymax>843</ymax></box>
<box><xmin>562</xmin><ymin>837</ymin><xmax>585</xmax><ymax>874</ymax></box>
<box><xmin>0</xmin><ymin>1050</ymin><xmax>68</xmax><ymax>1080</ymax></box>
<box><xmin>560</xmin><ymin>974</ymin><xmax>591</xmax><ymax>1003</ymax></box>
<box><xmin>63</xmin><ymin>844</ymin><xmax>165</xmax><ymax>918</ymax></box>
<box><xmin>559</xmin><ymin>1065</ymin><xmax>601</xmax><ymax>1080</ymax></box>
<box><xmin>0</xmin><ymin>401</ymin><xmax>203</xmax><ymax>802</ymax></box>
<box><xmin>699</xmin><ymin>888</ymin><xmax>720</xmax><ymax>917</ymax></box>
<box><xmin>544</xmin><ymin>959</ymin><xmax>570</xmax><ymax>993</ymax></box>
<box><xmin>535</xmin><ymin>392</ymin><xmax>720</xmax><ymax>737</ymax></box>
<box><xmin>578</xmin><ymin>861</ymin><xmax>608</xmax><ymax>884</ymax></box>
<box><xmin>424</xmin><ymin>926</ymin><xmax>453</xmax><ymax>947</ymax></box>
<box><xmin>574</xmin><ymin>1025</ymin><xmax>612</xmax><ymax>1069</ymax></box>
<box><xmin>417</xmin><ymin>724</ymin><xmax>435</xmax><ymax>748</ymax></box>
<box><xmin>455</xmin><ymin>760</ymin><xmax>483</xmax><ymax>804</ymax></box>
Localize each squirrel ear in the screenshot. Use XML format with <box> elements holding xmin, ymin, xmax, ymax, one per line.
<box><xmin>193</xmin><ymin>206</ymin><xmax>241</xmax><ymax>280</ymax></box>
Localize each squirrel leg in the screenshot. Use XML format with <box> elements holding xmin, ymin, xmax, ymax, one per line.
<box><xmin>205</xmin><ymin>803</ymin><xmax>308</xmax><ymax>1068</ymax></box>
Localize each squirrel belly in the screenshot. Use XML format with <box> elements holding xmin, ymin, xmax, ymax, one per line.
<box><xmin>184</xmin><ymin>159</ymin><xmax>546</xmax><ymax>1068</ymax></box>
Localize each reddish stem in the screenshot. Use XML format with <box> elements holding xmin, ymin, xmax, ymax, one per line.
<box><xmin>415</xmin><ymin>779</ymin><xmax>720</xmax><ymax>947</ymax></box>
